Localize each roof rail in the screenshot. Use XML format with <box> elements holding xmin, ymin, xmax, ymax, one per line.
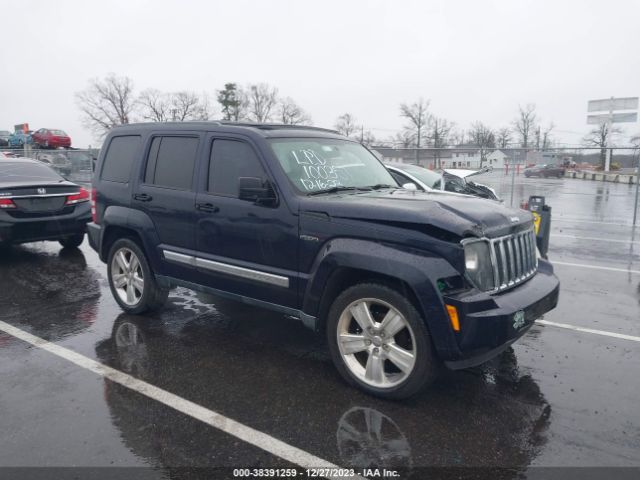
<box><xmin>216</xmin><ymin>121</ymin><xmax>340</xmax><ymax>135</ymax></box>
<box><xmin>112</xmin><ymin>120</ymin><xmax>340</xmax><ymax>135</ymax></box>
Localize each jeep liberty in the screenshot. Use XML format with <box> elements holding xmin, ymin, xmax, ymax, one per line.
<box><xmin>88</xmin><ymin>122</ymin><xmax>559</xmax><ymax>399</ymax></box>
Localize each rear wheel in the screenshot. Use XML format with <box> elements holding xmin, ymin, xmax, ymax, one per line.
<box><xmin>326</xmin><ymin>283</ymin><xmax>439</xmax><ymax>399</ymax></box>
<box><xmin>107</xmin><ymin>238</ymin><xmax>168</xmax><ymax>314</ymax></box>
<box><xmin>59</xmin><ymin>233</ymin><xmax>85</xmax><ymax>249</ymax></box>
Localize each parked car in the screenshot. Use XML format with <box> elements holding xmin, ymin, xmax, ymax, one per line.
<box><xmin>89</xmin><ymin>121</ymin><xmax>559</xmax><ymax>399</ymax></box>
<box><xmin>0</xmin><ymin>130</ymin><xmax>11</xmax><ymax>147</ymax></box>
<box><xmin>32</xmin><ymin>128</ymin><xmax>72</xmax><ymax>149</ymax></box>
<box><xmin>386</xmin><ymin>163</ymin><xmax>499</xmax><ymax>200</ymax></box>
<box><xmin>8</xmin><ymin>130</ymin><xmax>33</xmax><ymax>148</ymax></box>
<box><xmin>35</xmin><ymin>151</ymin><xmax>73</xmax><ymax>176</ymax></box>
<box><xmin>523</xmin><ymin>164</ymin><xmax>565</xmax><ymax>178</ymax></box>
<box><xmin>0</xmin><ymin>156</ymin><xmax>90</xmax><ymax>248</ymax></box>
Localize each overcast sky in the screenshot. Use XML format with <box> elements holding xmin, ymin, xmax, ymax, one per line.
<box><xmin>2</xmin><ymin>0</ymin><xmax>639</xmax><ymax>148</ymax></box>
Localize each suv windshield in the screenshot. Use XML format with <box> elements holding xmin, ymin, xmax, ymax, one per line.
<box><xmin>269</xmin><ymin>138</ymin><xmax>397</xmax><ymax>194</ymax></box>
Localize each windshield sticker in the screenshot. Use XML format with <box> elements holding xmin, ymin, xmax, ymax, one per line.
<box><xmin>291</xmin><ymin>149</ymin><xmax>343</xmax><ymax>191</ymax></box>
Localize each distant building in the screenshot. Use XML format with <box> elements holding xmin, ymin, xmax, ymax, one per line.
<box><xmin>371</xmin><ymin>146</ymin><xmax>558</xmax><ymax>170</ymax></box>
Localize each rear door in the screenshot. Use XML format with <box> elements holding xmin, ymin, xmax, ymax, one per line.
<box><xmin>132</xmin><ymin>133</ymin><xmax>201</xmax><ymax>276</ymax></box>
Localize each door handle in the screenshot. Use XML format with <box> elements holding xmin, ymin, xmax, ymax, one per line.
<box><xmin>196</xmin><ymin>202</ymin><xmax>219</xmax><ymax>213</ymax></box>
<box><xmin>133</xmin><ymin>193</ymin><xmax>153</xmax><ymax>202</ymax></box>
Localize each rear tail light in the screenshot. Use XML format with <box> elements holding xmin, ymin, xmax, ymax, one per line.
<box><xmin>90</xmin><ymin>187</ymin><xmax>98</xmax><ymax>223</ymax></box>
<box><xmin>66</xmin><ymin>187</ymin><xmax>90</xmax><ymax>205</ymax></box>
<box><xmin>0</xmin><ymin>198</ymin><xmax>16</xmax><ymax>209</ymax></box>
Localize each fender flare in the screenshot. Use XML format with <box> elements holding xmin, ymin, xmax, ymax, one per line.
<box><xmin>303</xmin><ymin>238</ymin><xmax>462</xmax><ymax>357</ymax></box>
<box><xmin>101</xmin><ymin>206</ymin><xmax>163</xmax><ymax>272</ymax></box>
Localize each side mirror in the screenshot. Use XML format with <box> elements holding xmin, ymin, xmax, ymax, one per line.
<box><xmin>402</xmin><ymin>182</ymin><xmax>418</xmax><ymax>190</ymax></box>
<box><xmin>238</xmin><ymin>177</ymin><xmax>277</xmax><ymax>205</ymax></box>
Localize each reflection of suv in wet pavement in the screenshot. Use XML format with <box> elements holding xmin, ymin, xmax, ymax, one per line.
<box><xmin>88</xmin><ymin>121</ymin><xmax>559</xmax><ymax>399</ymax></box>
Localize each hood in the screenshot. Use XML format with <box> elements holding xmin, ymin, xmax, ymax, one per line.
<box><xmin>300</xmin><ymin>189</ymin><xmax>532</xmax><ymax>239</ymax></box>
<box><xmin>443</xmin><ymin>167</ymin><xmax>492</xmax><ymax>179</ymax></box>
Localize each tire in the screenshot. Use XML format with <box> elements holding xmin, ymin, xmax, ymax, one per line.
<box><xmin>326</xmin><ymin>283</ymin><xmax>439</xmax><ymax>399</ymax></box>
<box><xmin>107</xmin><ymin>237</ymin><xmax>168</xmax><ymax>314</ymax></box>
<box><xmin>59</xmin><ymin>233</ymin><xmax>85</xmax><ymax>249</ymax></box>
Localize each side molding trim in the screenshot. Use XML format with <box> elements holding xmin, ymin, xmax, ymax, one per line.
<box><xmin>162</xmin><ymin>249</ymin><xmax>290</xmax><ymax>288</ymax></box>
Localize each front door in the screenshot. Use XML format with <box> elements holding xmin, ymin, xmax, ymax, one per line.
<box><xmin>194</xmin><ymin>136</ymin><xmax>299</xmax><ymax>308</ymax></box>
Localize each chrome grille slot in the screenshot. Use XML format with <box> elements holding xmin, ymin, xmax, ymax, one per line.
<box><xmin>489</xmin><ymin>228</ymin><xmax>538</xmax><ymax>292</ymax></box>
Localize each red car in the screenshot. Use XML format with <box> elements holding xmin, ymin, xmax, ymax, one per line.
<box><xmin>32</xmin><ymin>128</ymin><xmax>72</xmax><ymax>149</ymax></box>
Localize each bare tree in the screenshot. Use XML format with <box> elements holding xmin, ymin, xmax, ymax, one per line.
<box><xmin>247</xmin><ymin>83</ymin><xmax>278</xmax><ymax>123</ymax></box>
<box><xmin>542</xmin><ymin>122</ymin><xmax>555</xmax><ymax>150</ymax></box>
<box><xmin>194</xmin><ymin>93</ymin><xmax>213</xmax><ymax>121</ymax></box>
<box><xmin>139</xmin><ymin>90</ymin><xmax>211</xmax><ymax>122</ymax></box>
<box><xmin>390</xmin><ymin>130</ymin><xmax>415</xmax><ymax>148</ymax></box>
<box><xmin>428</xmin><ymin>117</ymin><xmax>454</xmax><ymax>168</ymax></box>
<box><xmin>512</xmin><ymin>104</ymin><xmax>537</xmax><ymax>148</ymax></box>
<box><xmin>334</xmin><ymin>113</ymin><xmax>358</xmax><ymax>137</ymax></box>
<box><xmin>169</xmin><ymin>91</ymin><xmax>202</xmax><ymax>121</ymax></box>
<box><xmin>278</xmin><ymin>97</ymin><xmax>311</xmax><ymax>125</ymax></box>
<box><xmin>496</xmin><ymin>127</ymin><xmax>512</xmax><ymax>148</ymax></box>
<box><xmin>400</xmin><ymin>98</ymin><xmax>430</xmax><ymax>164</ymax></box>
<box><xmin>361</xmin><ymin>130</ymin><xmax>377</xmax><ymax>147</ymax></box>
<box><xmin>138</xmin><ymin>88</ymin><xmax>170</xmax><ymax>122</ymax></box>
<box><xmin>583</xmin><ymin>122</ymin><xmax>623</xmax><ymax>169</ymax></box>
<box><xmin>468</xmin><ymin>122</ymin><xmax>496</xmax><ymax>166</ymax></box>
<box><xmin>75</xmin><ymin>74</ymin><xmax>136</xmax><ymax>138</ymax></box>
<box><xmin>450</xmin><ymin>128</ymin><xmax>466</xmax><ymax>146</ymax></box>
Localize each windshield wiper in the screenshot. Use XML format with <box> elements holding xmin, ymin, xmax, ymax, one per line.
<box><xmin>367</xmin><ymin>184</ymin><xmax>396</xmax><ymax>190</ymax></box>
<box><xmin>307</xmin><ymin>186</ymin><xmax>371</xmax><ymax>196</ymax></box>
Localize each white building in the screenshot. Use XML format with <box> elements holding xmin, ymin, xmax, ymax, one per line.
<box><xmin>486</xmin><ymin>150</ymin><xmax>511</xmax><ymax>169</ymax></box>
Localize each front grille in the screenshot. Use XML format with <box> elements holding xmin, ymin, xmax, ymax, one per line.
<box><xmin>490</xmin><ymin>229</ymin><xmax>538</xmax><ymax>292</ymax></box>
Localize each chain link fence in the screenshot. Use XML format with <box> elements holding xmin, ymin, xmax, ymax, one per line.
<box><xmin>3</xmin><ymin>143</ymin><xmax>639</xmax><ymax>227</ymax></box>
<box><xmin>2</xmin><ymin>145</ymin><xmax>98</xmax><ymax>185</ymax></box>
<box><xmin>372</xmin><ymin>146</ymin><xmax>640</xmax><ymax>227</ymax></box>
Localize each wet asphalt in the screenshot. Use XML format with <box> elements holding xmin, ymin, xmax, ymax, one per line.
<box><xmin>0</xmin><ymin>173</ymin><xmax>639</xmax><ymax>479</ymax></box>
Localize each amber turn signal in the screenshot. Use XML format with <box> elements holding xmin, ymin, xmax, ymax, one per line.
<box><xmin>445</xmin><ymin>304</ymin><xmax>460</xmax><ymax>332</ymax></box>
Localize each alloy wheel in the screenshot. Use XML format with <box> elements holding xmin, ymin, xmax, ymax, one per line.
<box><xmin>337</xmin><ymin>298</ymin><xmax>417</xmax><ymax>388</ymax></box>
<box><xmin>111</xmin><ymin>247</ymin><xmax>144</xmax><ymax>306</ymax></box>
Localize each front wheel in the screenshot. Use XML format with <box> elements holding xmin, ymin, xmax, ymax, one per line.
<box><xmin>107</xmin><ymin>238</ymin><xmax>168</xmax><ymax>314</ymax></box>
<box><xmin>326</xmin><ymin>283</ymin><xmax>439</xmax><ymax>399</ymax></box>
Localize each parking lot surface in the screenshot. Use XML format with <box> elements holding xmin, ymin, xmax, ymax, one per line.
<box><xmin>1</xmin><ymin>173</ymin><xmax>639</xmax><ymax>479</ymax></box>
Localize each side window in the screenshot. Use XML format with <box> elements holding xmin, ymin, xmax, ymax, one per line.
<box><xmin>208</xmin><ymin>139</ymin><xmax>265</xmax><ymax>197</ymax></box>
<box><xmin>101</xmin><ymin>135</ymin><xmax>141</xmax><ymax>183</ymax></box>
<box><xmin>389</xmin><ymin>170</ymin><xmax>408</xmax><ymax>186</ymax></box>
<box><xmin>144</xmin><ymin>136</ymin><xmax>198</xmax><ymax>190</ymax></box>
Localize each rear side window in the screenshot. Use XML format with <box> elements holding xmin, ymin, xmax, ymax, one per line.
<box><xmin>144</xmin><ymin>136</ymin><xmax>198</xmax><ymax>190</ymax></box>
<box><xmin>101</xmin><ymin>135</ymin><xmax>141</xmax><ymax>183</ymax></box>
<box><xmin>208</xmin><ymin>140</ymin><xmax>265</xmax><ymax>197</ymax></box>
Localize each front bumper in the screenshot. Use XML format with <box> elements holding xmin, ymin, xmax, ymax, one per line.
<box><xmin>0</xmin><ymin>203</ymin><xmax>91</xmax><ymax>244</ymax></box>
<box><xmin>442</xmin><ymin>260</ymin><xmax>559</xmax><ymax>369</ymax></box>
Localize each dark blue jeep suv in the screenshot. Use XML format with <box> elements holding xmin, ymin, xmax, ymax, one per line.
<box><xmin>88</xmin><ymin>121</ymin><xmax>559</xmax><ymax>399</ymax></box>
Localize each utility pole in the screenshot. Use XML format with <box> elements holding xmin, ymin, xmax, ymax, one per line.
<box><xmin>633</xmin><ymin>146</ymin><xmax>640</xmax><ymax>226</ymax></box>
